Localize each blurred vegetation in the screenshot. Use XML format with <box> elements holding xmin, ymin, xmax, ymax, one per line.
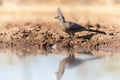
<box><xmin>0</xmin><ymin>0</ymin><xmax>120</xmax><ymax>5</ymax></box>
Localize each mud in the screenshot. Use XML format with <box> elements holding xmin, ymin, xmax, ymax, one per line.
<box><xmin>0</xmin><ymin>20</ymin><xmax>120</xmax><ymax>56</ymax></box>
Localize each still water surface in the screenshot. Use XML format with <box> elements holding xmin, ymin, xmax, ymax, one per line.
<box><xmin>0</xmin><ymin>51</ymin><xmax>120</xmax><ymax>80</ymax></box>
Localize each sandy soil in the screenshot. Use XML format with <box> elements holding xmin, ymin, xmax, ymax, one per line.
<box><xmin>0</xmin><ymin>5</ymin><xmax>120</xmax><ymax>55</ymax></box>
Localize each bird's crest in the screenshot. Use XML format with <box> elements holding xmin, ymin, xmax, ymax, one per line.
<box><xmin>57</xmin><ymin>7</ymin><xmax>63</xmax><ymax>16</ymax></box>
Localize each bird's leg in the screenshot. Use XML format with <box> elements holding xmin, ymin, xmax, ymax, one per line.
<box><xmin>69</xmin><ymin>33</ymin><xmax>74</xmax><ymax>40</ymax></box>
<box><xmin>67</xmin><ymin>35</ymin><xmax>72</xmax><ymax>41</ymax></box>
<box><xmin>63</xmin><ymin>34</ymin><xmax>72</xmax><ymax>42</ymax></box>
<box><xmin>63</xmin><ymin>33</ymin><xmax>74</xmax><ymax>42</ymax></box>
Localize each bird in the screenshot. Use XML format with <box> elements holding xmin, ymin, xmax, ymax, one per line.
<box><xmin>55</xmin><ymin>8</ymin><xmax>106</xmax><ymax>40</ymax></box>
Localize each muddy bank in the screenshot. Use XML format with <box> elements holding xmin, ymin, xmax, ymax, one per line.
<box><xmin>0</xmin><ymin>20</ymin><xmax>119</xmax><ymax>56</ymax></box>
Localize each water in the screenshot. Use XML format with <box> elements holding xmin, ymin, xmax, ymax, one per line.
<box><xmin>0</xmin><ymin>51</ymin><xmax>120</xmax><ymax>80</ymax></box>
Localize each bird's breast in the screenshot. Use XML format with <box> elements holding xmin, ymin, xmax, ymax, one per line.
<box><xmin>60</xmin><ymin>24</ymin><xmax>66</xmax><ymax>31</ymax></box>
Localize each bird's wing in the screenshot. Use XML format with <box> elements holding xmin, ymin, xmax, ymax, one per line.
<box><xmin>65</xmin><ymin>21</ymin><xmax>86</xmax><ymax>31</ymax></box>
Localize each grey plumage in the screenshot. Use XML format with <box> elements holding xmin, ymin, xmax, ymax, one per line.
<box><xmin>55</xmin><ymin>8</ymin><xmax>106</xmax><ymax>39</ymax></box>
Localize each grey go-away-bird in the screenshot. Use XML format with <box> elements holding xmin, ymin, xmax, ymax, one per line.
<box><xmin>55</xmin><ymin>8</ymin><xmax>106</xmax><ymax>39</ymax></box>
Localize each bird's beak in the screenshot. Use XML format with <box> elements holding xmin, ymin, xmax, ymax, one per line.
<box><xmin>55</xmin><ymin>16</ymin><xmax>58</xmax><ymax>19</ymax></box>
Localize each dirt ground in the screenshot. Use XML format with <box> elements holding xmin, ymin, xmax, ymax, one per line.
<box><xmin>0</xmin><ymin>5</ymin><xmax>120</xmax><ymax>56</ymax></box>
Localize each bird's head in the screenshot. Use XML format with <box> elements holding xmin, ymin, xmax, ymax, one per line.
<box><xmin>55</xmin><ymin>7</ymin><xmax>65</xmax><ymax>22</ymax></box>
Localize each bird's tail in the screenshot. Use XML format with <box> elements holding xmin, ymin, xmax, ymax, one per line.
<box><xmin>85</xmin><ymin>28</ymin><xmax>106</xmax><ymax>35</ymax></box>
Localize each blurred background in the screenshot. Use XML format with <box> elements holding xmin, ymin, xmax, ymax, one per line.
<box><xmin>0</xmin><ymin>0</ymin><xmax>120</xmax><ymax>29</ymax></box>
<box><xmin>0</xmin><ymin>0</ymin><xmax>120</xmax><ymax>5</ymax></box>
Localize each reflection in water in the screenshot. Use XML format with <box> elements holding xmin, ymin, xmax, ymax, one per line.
<box><xmin>0</xmin><ymin>49</ymin><xmax>120</xmax><ymax>80</ymax></box>
<box><xmin>0</xmin><ymin>42</ymin><xmax>116</xmax><ymax>59</ymax></box>
<box><xmin>56</xmin><ymin>53</ymin><xmax>104</xmax><ymax>80</ymax></box>
<box><xmin>56</xmin><ymin>54</ymin><xmax>75</xmax><ymax>80</ymax></box>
